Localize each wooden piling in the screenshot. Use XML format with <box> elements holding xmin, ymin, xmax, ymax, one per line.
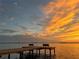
<box><xmin>19</xmin><ymin>52</ymin><xmax>23</xmax><ymax>59</ymax></box>
<box><xmin>38</xmin><ymin>49</ymin><xmax>40</xmax><ymax>56</ymax></box>
<box><xmin>49</xmin><ymin>49</ymin><xmax>51</xmax><ymax>59</ymax></box>
<box><xmin>54</xmin><ymin>48</ymin><xmax>55</xmax><ymax>55</ymax></box>
<box><xmin>0</xmin><ymin>56</ymin><xmax>1</xmax><ymax>58</ymax></box>
<box><xmin>44</xmin><ymin>48</ymin><xmax>46</xmax><ymax>59</ymax></box>
<box><xmin>8</xmin><ymin>54</ymin><xmax>10</xmax><ymax>59</ymax></box>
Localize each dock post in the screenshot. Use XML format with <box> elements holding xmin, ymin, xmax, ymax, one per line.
<box><xmin>8</xmin><ymin>54</ymin><xmax>10</xmax><ymax>59</ymax></box>
<box><xmin>19</xmin><ymin>52</ymin><xmax>23</xmax><ymax>59</ymax></box>
<box><xmin>44</xmin><ymin>48</ymin><xmax>46</xmax><ymax>59</ymax></box>
<box><xmin>0</xmin><ymin>56</ymin><xmax>1</xmax><ymax>58</ymax></box>
<box><xmin>49</xmin><ymin>49</ymin><xmax>51</xmax><ymax>59</ymax></box>
<box><xmin>31</xmin><ymin>49</ymin><xmax>34</xmax><ymax>59</ymax></box>
<box><xmin>38</xmin><ymin>49</ymin><xmax>40</xmax><ymax>56</ymax></box>
<box><xmin>54</xmin><ymin>48</ymin><xmax>55</xmax><ymax>55</ymax></box>
<box><xmin>53</xmin><ymin>48</ymin><xmax>56</xmax><ymax>59</ymax></box>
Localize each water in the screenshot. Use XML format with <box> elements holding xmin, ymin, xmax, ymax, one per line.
<box><xmin>0</xmin><ymin>43</ymin><xmax>79</xmax><ymax>59</ymax></box>
<box><xmin>50</xmin><ymin>44</ymin><xmax>79</xmax><ymax>59</ymax></box>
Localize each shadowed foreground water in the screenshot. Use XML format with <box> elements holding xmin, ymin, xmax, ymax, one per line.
<box><xmin>0</xmin><ymin>43</ymin><xmax>79</xmax><ymax>59</ymax></box>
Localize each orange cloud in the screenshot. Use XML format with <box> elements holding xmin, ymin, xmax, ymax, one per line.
<box><xmin>41</xmin><ymin>0</ymin><xmax>79</xmax><ymax>41</ymax></box>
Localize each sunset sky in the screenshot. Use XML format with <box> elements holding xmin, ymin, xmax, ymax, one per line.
<box><xmin>0</xmin><ymin>0</ymin><xmax>79</xmax><ymax>42</ymax></box>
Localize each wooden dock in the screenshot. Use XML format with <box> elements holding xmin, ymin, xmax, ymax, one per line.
<box><xmin>0</xmin><ymin>46</ymin><xmax>56</xmax><ymax>59</ymax></box>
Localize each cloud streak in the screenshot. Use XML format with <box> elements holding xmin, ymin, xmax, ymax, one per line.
<box><xmin>0</xmin><ymin>29</ymin><xmax>17</xmax><ymax>33</ymax></box>
<box><xmin>40</xmin><ymin>0</ymin><xmax>79</xmax><ymax>41</ymax></box>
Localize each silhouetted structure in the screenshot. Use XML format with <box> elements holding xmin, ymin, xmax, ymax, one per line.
<box><xmin>0</xmin><ymin>44</ymin><xmax>56</xmax><ymax>59</ymax></box>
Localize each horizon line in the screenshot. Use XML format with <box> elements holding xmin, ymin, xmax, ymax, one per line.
<box><xmin>0</xmin><ymin>42</ymin><xmax>79</xmax><ymax>44</ymax></box>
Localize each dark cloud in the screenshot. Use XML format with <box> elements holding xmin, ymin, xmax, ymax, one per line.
<box><xmin>0</xmin><ymin>29</ymin><xmax>17</xmax><ymax>33</ymax></box>
<box><xmin>16</xmin><ymin>24</ymin><xmax>27</xmax><ymax>30</ymax></box>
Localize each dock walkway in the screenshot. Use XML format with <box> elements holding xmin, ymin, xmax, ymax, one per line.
<box><xmin>0</xmin><ymin>46</ymin><xmax>56</xmax><ymax>59</ymax></box>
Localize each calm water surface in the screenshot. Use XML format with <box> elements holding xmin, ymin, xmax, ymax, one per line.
<box><xmin>51</xmin><ymin>44</ymin><xmax>79</xmax><ymax>59</ymax></box>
